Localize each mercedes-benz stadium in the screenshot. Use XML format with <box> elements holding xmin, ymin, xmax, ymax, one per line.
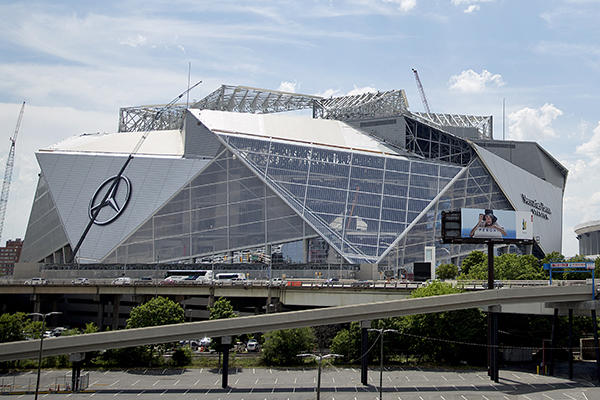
<box><xmin>15</xmin><ymin>84</ymin><xmax>566</xmax><ymax>279</ymax></box>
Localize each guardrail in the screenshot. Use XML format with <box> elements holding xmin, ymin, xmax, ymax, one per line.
<box><xmin>0</xmin><ymin>278</ymin><xmax>592</xmax><ymax>290</ymax></box>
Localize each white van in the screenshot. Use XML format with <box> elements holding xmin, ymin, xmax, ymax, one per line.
<box><xmin>111</xmin><ymin>277</ymin><xmax>131</xmax><ymax>285</ymax></box>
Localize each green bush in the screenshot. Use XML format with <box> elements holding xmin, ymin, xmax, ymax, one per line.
<box><xmin>171</xmin><ymin>346</ymin><xmax>194</xmax><ymax>367</ymax></box>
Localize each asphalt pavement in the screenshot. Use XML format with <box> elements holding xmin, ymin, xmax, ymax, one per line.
<box><xmin>1</xmin><ymin>362</ymin><xmax>600</xmax><ymax>399</ymax></box>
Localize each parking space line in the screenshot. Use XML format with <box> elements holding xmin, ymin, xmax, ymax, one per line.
<box><xmin>137</xmin><ymin>389</ymin><xmax>145</xmax><ymax>396</ymax></box>
<box><xmin>194</xmin><ymin>379</ymin><xmax>200</xmax><ymax>385</ymax></box>
<box><xmin>174</xmin><ymin>379</ymin><xmax>180</xmax><ymax>385</ymax></box>
<box><xmin>152</xmin><ymin>380</ymin><xmax>160</xmax><ymax>386</ymax></box>
<box><xmin>131</xmin><ymin>379</ymin><xmax>140</xmax><ymax>386</ymax></box>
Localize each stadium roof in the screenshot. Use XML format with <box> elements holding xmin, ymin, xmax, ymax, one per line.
<box><xmin>193</xmin><ymin>109</ymin><xmax>404</xmax><ymax>156</ymax></box>
<box><xmin>41</xmin><ymin>130</ymin><xmax>184</xmax><ymax>157</ymax></box>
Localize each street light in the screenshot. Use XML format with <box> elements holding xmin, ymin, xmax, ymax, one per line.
<box><xmin>297</xmin><ymin>353</ymin><xmax>343</xmax><ymax>400</ymax></box>
<box><xmin>29</xmin><ymin>311</ymin><xmax>61</xmax><ymax>400</ymax></box>
<box><xmin>369</xmin><ymin>328</ymin><xmax>398</xmax><ymax>400</ymax></box>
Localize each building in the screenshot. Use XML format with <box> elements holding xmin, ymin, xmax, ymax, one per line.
<box><xmin>0</xmin><ymin>239</ymin><xmax>22</xmax><ymax>275</ymax></box>
<box><xmin>16</xmin><ymin>85</ymin><xmax>566</xmax><ymax>278</ymax></box>
<box><xmin>575</xmin><ymin>221</ymin><xmax>600</xmax><ymax>258</ymax></box>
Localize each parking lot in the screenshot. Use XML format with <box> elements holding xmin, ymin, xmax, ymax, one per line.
<box><xmin>1</xmin><ymin>363</ymin><xmax>600</xmax><ymax>399</ymax></box>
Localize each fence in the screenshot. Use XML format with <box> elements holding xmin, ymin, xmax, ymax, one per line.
<box><xmin>0</xmin><ymin>371</ymin><xmax>89</xmax><ymax>394</ymax></box>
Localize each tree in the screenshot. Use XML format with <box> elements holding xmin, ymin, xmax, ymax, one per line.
<box><xmin>207</xmin><ymin>297</ymin><xmax>237</xmax><ymax>361</ymax></box>
<box><xmin>127</xmin><ymin>296</ymin><xmax>185</xmax><ymax>329</ymax></box>
<box><xmin>494</xmin><ymin>254</ymin><xmax>544</xmax><ymax>280</ymax></box>
<box><xmin>460</xmin><ymin>251</ymin><xmax>486</xmax><ymax>276</ymax></box>
<box><xmin>208</xmin><ymin>297</ymin><xmax>237</xmax><ymax>320</ymax></box>
<box><xmin>103</xmin><ymin>297</ymin><xmax>186</xmax><ymax>367</ymax></box>
<box><xmin>399</xmin><ymin>281</ymin><xmax>486</xmax><ymax>365</ymax></box>
<box><xmin>436</xmin><ymin>263</ymin><xmax>458</xmax><ymax>280</ymax></box>
<box><xmin>262</xmin><ymin>328</ymin><xmax>316</xmax><ymax>366</ymax></box>
<box><xmin>0</xmin><ymin>312</ymin><xmax>30</xmax><ymax>342</ymax></box>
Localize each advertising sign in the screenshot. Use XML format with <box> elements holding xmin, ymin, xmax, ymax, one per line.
<box><xmin>460</xmin><ymin>208</ymin><xmax>533</xmax><ymax>240</ymax></box>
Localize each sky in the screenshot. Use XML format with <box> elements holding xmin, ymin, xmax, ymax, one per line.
<box><xmin>0</xmin><ymin>0</ymin><xmax>599</xmax><ymax>258</ymax></box>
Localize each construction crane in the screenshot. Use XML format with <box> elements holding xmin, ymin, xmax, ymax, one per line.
<box><xmin>412</xmin><ymin>68</ymin><xmax>431</xmax><ymax>114</ymax></box>
<box><xmin>0</xmin><ymin>101</ymin><xmax>25</xmax><ymax>243</ymax></box>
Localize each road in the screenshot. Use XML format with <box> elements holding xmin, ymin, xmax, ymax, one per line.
<box><xmin>2</xmin><ymin>363</ymin><xmax>599</xmax><ymax>399</ymax></box>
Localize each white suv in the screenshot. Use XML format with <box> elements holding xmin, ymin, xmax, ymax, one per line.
<box><xmin>24</xmin><ymin>278</ymin><xmax>47</xmax><ymax>285</ymax></box>
<box><xmin>111</xmin><ymin>277</ymin><xmax>131</xmax><ymax>285</ymax></box>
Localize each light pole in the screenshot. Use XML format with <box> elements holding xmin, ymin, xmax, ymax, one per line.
<box><xmin>368</xmin><ymin>328</ymin><xmax>398</xmax><ymax>400</ymax></box>
<box><xmin>297</xmin><ymin>353</ymin><xmax>342</xmax><ymax>400</ymax></box>
<box><xmin>29</xmin><ymin>311</ymin><xmax>61</xmax><ymax>399</ymax></box>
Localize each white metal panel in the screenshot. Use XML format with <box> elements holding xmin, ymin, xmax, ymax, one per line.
<box><xmin>38</xmin><ymin>152</ymin><xmax>209</xmax><ymax>262</ymax></box>
<box><xmin>190</xmin><ymin>109</ymin><xmax>399</xmax><ymax>155</ymax></box>
<box><xmin>42</xmin><ymin>130</ymin><xmax>184</xmax><ymax>156</ymax></box>
<box><xmin>475</xmin><ymin>144</ymin><xmax>563</xmax><ymax>253</ymax></box>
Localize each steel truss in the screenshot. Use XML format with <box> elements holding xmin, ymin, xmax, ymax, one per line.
<box><xmin>117</xmin><ymin>85</ymin><xmax>488</xmax><ymax>144</ymax></box>
<box><xmin>119</xmin><ymin>85</ymin><xmax>411</xmax><ymax>132</ymax></box>
<box><xmin>411</xmin><ymin>112</ymin><xmax>493</xmax><ymax>140</ymax></box>
<box><xmin>404</xmin><ymin>116</ymin><xmax>476</xmax><ymax>166</ymax></box>
<box><xmin>317</xmin><ymin>90</ymin><xmax>409</xmax><ymax>121</ymax></box>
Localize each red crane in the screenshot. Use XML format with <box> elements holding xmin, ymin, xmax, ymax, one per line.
<box><xmin>412</xmin><ymin>69</ymin><xmax>431</xmax><ymax>114</ymax></box>
<box><xmin>0</xmin><ymin>101</ymin><xmax>25</xmax><ymax>243</ymax></box>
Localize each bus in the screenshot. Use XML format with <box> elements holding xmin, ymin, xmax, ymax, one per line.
<box><xmin>215</xmin><ymin>272</ymin><xmax>246</xmax><ymax>282</ymax></box>
<box><xmin>166</xmin><ymin>270</ymin><xmax>214</xmax><ymax>283</ymax></box>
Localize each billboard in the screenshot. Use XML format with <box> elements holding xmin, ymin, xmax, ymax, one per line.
<box><xmin>460</xmin><ymin>208</ymin><xmax>533</xmax><ymax>240</ymax></box>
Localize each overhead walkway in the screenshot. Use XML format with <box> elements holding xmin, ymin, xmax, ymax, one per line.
<box><xmin>0</xmin><ymin>285</ymin><xmax>592</xmax><ymax>362</ymax></box>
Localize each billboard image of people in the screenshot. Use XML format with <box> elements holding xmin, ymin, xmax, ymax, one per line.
<box><xmin>461</xmin><ymin>208</ymin><xmax>533</xmax><ymax>240</ymax></box>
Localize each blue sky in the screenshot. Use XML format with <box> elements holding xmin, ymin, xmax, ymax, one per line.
<box><xmin>0</xmin><ymin>0</ymin><xmax>599</xmax><ymax>257</ymax></box>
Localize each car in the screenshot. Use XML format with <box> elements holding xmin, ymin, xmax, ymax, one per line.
<box><xmin>351</xmin><ymin>280</ymin><xmax>371</xmax><ymax>288</ymax></box>
<box><xmin>271</xmin><ymin>278</ymin><xmax>285</xmax><ymax>286</ymax></box>
<box><xmin>200</xmin><ymin>337</ymin><xmax>212</xmax><ymax>349</ymax></box>
<box><xmin>51</xmin><ymin>327</ymin><xmax>68</xmax><ymax>337</ymax></box>
<box><xmin>71</xmin><ymin>278</ymin><xmax>89</xmax><ymax>285</ymax></box>
<box><xmin>482</xmin><ymin>281</ymin><xmax>504</xmax><ymax>289</ymax></box>
<box><xmin>134</xmin><ymin>276</ymin><xmax>153</xmax><ymax>285</ymax></box>
<box><xmin>24</xmin><ymin>278</ymin><xmax>47</xmax><ymax>285</ymax></box>
<box><xmin>247</xmin><ymin>339</ymin><xmax>260</xmax><ymax>352</ymax></box>
<box><xmin>111</xmin><ymin>277</ymin><xmax>131</xmax><ymax>285</ymax></box>
<box><xmin>160</xmin><ymin>276</ymin><xmax>188</xmax><ymax>285</ymax></box>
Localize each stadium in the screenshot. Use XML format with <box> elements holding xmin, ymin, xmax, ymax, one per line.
<box><xmin>15</xmin><ymin>84</ymin><xmax>566</xmax><ymax>279</ymax></box>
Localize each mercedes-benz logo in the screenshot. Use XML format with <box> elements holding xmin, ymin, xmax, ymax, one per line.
<box><xmin>88</xmin><ymin>175</ymin><xmax>132</xmax><ymax>225</ymax></box>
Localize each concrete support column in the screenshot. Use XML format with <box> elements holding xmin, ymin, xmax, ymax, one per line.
<box><xmin>208</xmin><ymin>287</ymin><xmax>215</xmax><ymax>308</ymax></box>
<box><xmin>221</xmin><ymin>336</ymin><xmax>232</xmax><ymax>388</ymax></box>
<box><xmin>112</xmin><ymin>295</ymin><xmax>121</xmax><ymax>330</ymax></box>
<box><xmin>226</xmin><ymin>251</ymin><xmax>233</xmax><ymax>264</ymax></box>
<box><xmin>32</xmin><ymin>295</ymin><xmax>41</xmax><ymax>315</ymax></box>
<box><xmin>303</xmin><ymin>238</ymin><xmax>309</xmax><ymax>264</ymax></box>
<box><xmin>97</xmin><ymin>300</ymin><xmax>105</xmax><ymax>331</ymax></box>
<box><xmin>360</xmin><ymin>320</ymin><xmax>370</xmax><ymax>385</ymax></box>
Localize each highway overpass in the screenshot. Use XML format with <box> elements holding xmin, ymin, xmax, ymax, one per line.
<box><xmin>0</xmin><ymin>284</ymin><xmax>593</xmax><ymax>362</ymax></box>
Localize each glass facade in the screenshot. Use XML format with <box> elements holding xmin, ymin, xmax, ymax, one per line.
<box><xmin>101</xmin><ymin>115</ymin><xmax>513</xmax><ymax>266</ymax></box>
<box><xmin>223</xmin><ymin>134</ymin><xmax>464</xmax><ymax>264</ymax></box>
<box><xmin>105</xmin><ymin>148</ymin><xmax>317</xmax><ymax>263</ymax></box>
<box><xmin>380</xmin><ymin>159</ymin><xmax>512</xmax><ymax>268</ymax></box>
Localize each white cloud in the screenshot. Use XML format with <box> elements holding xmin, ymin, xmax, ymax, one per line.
<box><xmin>561</xmin><ymin>158</ymin><xmax>588</xmax><ymax>183</ymax></box>
<box><xmin>451</xmin><ymin>0</ymin><xmax>493</xmax><ymax>13</ymax></box>
<box><xmin>347</xmin><ymin>85</ymin><xmax>377</xmax><ymax>96</ymax></box>
<box><xmin>382</xmin><ymin>0</ymin><xmax>417</xmax><ymax>12</ymax></box>
<box><xmin>448</xmin><ymin>69</ymin><xmax>505</xmax><ymax>93</ymax></box>
<box><xmin>278</xmin><ymin>81</ymin><xmax>298</xmax><ymax>93</ymax></box>
<box><xmin>315</xmin><ymin>88</ymin><xmax>343</xmax><ymax>98</ymax></box>
<box><xmin>507</xmin><ymin>103</ymin><xmax>562</xmax><ymax>141</ymax></box>
<box><xmin>118</xmin><ymin>34</ymin><xmax>147</xmax><ymax>48</ymax></box>
<box><xmin>575</xmin><ymin>121</ymin><xmax>600</xmax><ymax>165</ymax></box>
